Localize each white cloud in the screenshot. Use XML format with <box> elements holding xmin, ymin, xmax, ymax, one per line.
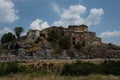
<box><xmin>0</xmin><ymin>27</ymin><xmax>14</xmax><ymax>34</ymax></box>
<box><xmin>62</xmin><ymin>4</ymin><xmax>86</xmax><ymax>20</ymax></box>
<box><xmin>0</xmin><ymin>27</ymin><xmax>27</xmax><ymax>39</ymax></box>
<box><xmin>0</xmin><ymin>0</ymin><xmax>19</xmax><ymax>23</ymax></box>
<box><xmin>51</xmin><ymin>2</ymin><xmax>61</xmax><ymax>14</ymax></box>
<box><xmin>86</xmin><ymin>8</ymin><xmax>104</xmax><ymax>25</ymax></box>
<box><xmin>21</xmin><ymin>30</ymin><xmax>27</xmax><ymax>36</ymax></box>
<box><xmin>30</xmin><ymin>19</ymin><xmax>50</xmax><ymax>30</ymax></box>
<box><xmin>99</xmin><ymin>30</ymin><xmax>120</xmax><ymax>38</ymax></box>
<box><xmin>52</xmin><ymin>4</ymin><xmax>104</xmax><ymax>27</ymax></box>
<box><xmin>0</xmin><ymin>27</ymin><xmax>14</xmax><ymax>39</ymax></box>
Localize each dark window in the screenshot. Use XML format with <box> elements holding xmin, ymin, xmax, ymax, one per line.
<box><xmin>73</xmin><ymin>37</ymin><xmax>75</xmax><ymax>40</ymax></box>
<box><xmin>73</xmin><ymin>41</ymin><xmax>75</xmax><ymax>45</ymax></box>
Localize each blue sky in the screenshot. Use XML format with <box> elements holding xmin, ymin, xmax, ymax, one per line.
<box><xmin>0</xmin><ymin>0</ymin><xmax>120</xmax><ymax>45</ymax></box>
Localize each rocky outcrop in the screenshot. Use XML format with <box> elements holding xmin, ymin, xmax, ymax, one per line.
<box><xmin>0</xmin><ymin>43</ymin><xmax>120</xmax><ymax>62</ymax></box>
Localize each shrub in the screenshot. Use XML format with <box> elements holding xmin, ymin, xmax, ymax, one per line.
<box><xmin>0</xmin><ymin>62</ymin><xmax>28</xmax><ymax>76</ymax></box>
<box><xmin>61</xmin><ymin>60</ymin><xmax>120</xmax><ymax>76</ymax></box>
<box><xmin>59</xmin><ymin>36</ymin><xmax>71</xmax><ymax>50</ymax></box>
<box><xmin>74</xmin><ymin>42</ymin><xmax>82</xmax><ymax>50</ymax></box>
<box><xmin>1</xmin><ymin>32</ymin><xmax>16</xmax><ymax>44</ymax></box>
<box><xmin>66</xmin><ymin>51</ymin><xmax>75</xmax><ymax>59</ymax></box>
<box><xmin>100</xmin><ymin>60</ymin><xmax>120</xmax><ymax>75</ymax></box>
<box><xmin>61</xmin><ymin>60</ymin><xmax>97</xmax><ymax>76</ymax></box>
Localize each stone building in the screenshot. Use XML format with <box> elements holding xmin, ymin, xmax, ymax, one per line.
<box><xmin>27</xmin><ymin>30</ymin><xmax>40</xmax><ymax>42</ymax></box>
<box><xmin>64</xmin><ymin>24</ymin><xmax>101</xmax><ymax>46</ymax></box>
<box><xmin>68</xmin><ymin>24</ymin><xmax>88</xmax><ymax>32</ymax></box>
<box><xmin>25</xmin><ymin>24</ymin><xmax>101</xmax><ymax>47</ymax></box>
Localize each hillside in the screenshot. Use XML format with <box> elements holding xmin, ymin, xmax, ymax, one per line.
<box><xmin>0</xmin><ymin>25</ymin><xmax>120</xmax><ymax>61</ymax></box>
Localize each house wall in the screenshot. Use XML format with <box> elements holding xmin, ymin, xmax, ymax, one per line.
<box><xmin>68</xmin><ymin>25</ymin><xmax>88</xmax><ymax>32</ymax></box>
<box><xmin>27</xmin><ymin>30</ymin><xmax>40</xmax><ymax>42</ymax></box>
<box><xmin>67</xmin><ymin>31</ymin><xmax>101</xmax><ymax>47</ymax></box>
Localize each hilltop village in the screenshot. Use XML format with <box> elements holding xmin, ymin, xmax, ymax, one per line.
<box><xmin>19</xmin><ymin>24</ymin><xmax>101</xmax><ymax>47</ymax></box>
<box><xmin>0</xmin><ymin>24</ymin><xmax>120</xmax><ymax>61</ymax></box>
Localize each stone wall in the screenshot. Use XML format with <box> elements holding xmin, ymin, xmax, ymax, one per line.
<box><xmin>68</xmin><ymin>24</ymin><xmax>88</xmax><ymax>32</ymax></box>
<box><xmin>27</xmin><ymin>30</ymin><xmax>40</xmax><ymax>42</ymax></box>
<box><xmin>64</xmin><ymin>28</ymin><xmax>101</xmax><ymax>47</ymax></box>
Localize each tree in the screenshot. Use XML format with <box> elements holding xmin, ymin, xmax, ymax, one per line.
<box><xmin>14</xmin><ymin>27</ymin><xmax>24</xmax><ymax>38</ymax></box>
<box><xmin>47</xmin><ymin>30</ymin><xmax>60</xmax><ymax>43</ymax></box>
<box><xmin>52</xmin><ymin>45</ymin><xmax>63</xmax><ymax>55</ymax></box>
<box><xmin>1</xmin><ymin>32</ymin><xmax>16</xmax><ymax>43</ymax></box>
<box><xmin>59</xmin><ymin>36</ymin><xmax>71</xmax><ymax>50</ymax></box>
<box><xmin>74</xmin><ymin>42</ymin><xmax>82</xmax><ymax>50</ymax></box>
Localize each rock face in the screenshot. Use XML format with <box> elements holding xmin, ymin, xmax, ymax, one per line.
<box><xmin>81</xmin><ymin>43</ymin><xmax>120</xmax><ymax>59</ymax></box>
<box><xmin>0</xmin><ymin>43</ymin><xmax>120</xmax><ymax>61</ymax></box>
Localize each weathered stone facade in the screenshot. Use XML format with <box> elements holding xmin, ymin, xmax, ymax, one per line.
<box><xmin>27</xmin><ymin>30</ymin><xmax>40</xmax><ymax>42</ymax></box>
<box><xmin>64</xmin><ymin>24</ymin><xmax>101</xmax><ymax>46</ymax></box>
<box><xmin>25</xmin><ymin>24</ymin><xmax>101</xmax><ymax>46</ymax></box>
<box><xmin>68</xmin><ymin>24</ymin><xmax>88</xmax><ymax>32</ymax></box>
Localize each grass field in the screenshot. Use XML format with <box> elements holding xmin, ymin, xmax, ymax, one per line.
<box><xmin>0</xmin><ymin>59</ymin><xmax>120</xmax><ymax>80</ymax></box>
<box><xmin>0</xmin><ymin>74</ymin><xmax>120</xmax><ymax>80</ymax></box>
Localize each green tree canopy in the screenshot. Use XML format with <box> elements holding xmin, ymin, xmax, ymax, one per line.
<box><xmin>59</xmin><ymin>36</ymin><xmax>71</xmax><ymax>50</ymax></box>
<box><xmin>1</xmin><ymin>32</ymin><xmax>16</xmax><ymax>43</ymax></box>
<box><xmin>14</xmin><ymin>27</ymin><xmax>24</xmax><ymax>38</ymax></box>
<box><xmin>47</xmin><ymin>30</ymin><xmax>60</xmax><ymax>43</ymax></box>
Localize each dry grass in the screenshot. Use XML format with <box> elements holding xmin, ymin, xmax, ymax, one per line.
<box><xmin>20</xmin><ymin>59</ymin><xmax>120</xmax><ymax>67</ymax></box>
<box><xmin>0</xmin><ymin>74</ymin><xmax>120</xmax><ymax>80</ymax></box>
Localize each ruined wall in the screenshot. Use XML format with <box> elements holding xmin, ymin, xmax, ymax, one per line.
<box><xmin>27</xmin><ymin>30</ymin><xmax>40</xmax><ymax>42</ymax></box>
<box><xmin>71</xmin><ymin>32</ymin><xmax>84</xmax><ymax>45</ymax></box>
<box><xmin>68</xmin><ymin>25</ymin><xmax>88</xmax><ymax>32</ymax></box>
<box><xmin>70</xmin><ymin>31</ymin><xmax>101</xmax><ymax>46</ymax></box>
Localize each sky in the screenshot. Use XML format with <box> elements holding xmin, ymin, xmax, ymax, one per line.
<box><xmin>0</xmin><ymin>0</ymin><xmax>120</xmax><ymax>45</ymax></box>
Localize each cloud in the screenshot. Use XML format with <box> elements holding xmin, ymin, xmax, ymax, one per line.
<box><xmin>0</xmin><ymin>27</ymin><xmax>14</xmax><ymax>39</ymax></box>
<box><xmin>21</xmin><ymin>30</ymin><xmax>27</xmax><ymax>36</ymax></box>
<box><xmin>79</xmin><ymin>0</ymin><xmax>82</xmax><ymax>2</ymax></box>
<box><xmin>99</xmin><ymin>30</ymin><xmax>120</xmax><ymax>38</ymax></box>
<box><xmin>0</xmin><ymin>0</ymin><xmax>19</xmax><ymax>23</ymax></box>
<box><xmin>0</xmin><ymin>27</ymin><xmax>14</xmax><ymax>34</ymax></box>
<box><xmin>13</xmin><ymin>0</ymin><xmax>29</xmax><ymax>3</ymax></box>
<box><xmin>86</xmin><ymin>8</ymin><xmax>104</xmax><ymax>25</ymax></box>
<box><xmin>52</xmin><ymin>4</ymin><xmax>104</xmax><ymax>27</ymax></box>
<box><xmin>51</xmin><ymin>2</ymin><xmax>61</xmax><ymax>14</ymax></box>
<box><xmin>0</xmin><ymin>27</ymin><xmax>27</xmax><ymax>39</ymax></box>
<box><xmin>30</xmin><ymin>19</ymin><xmax>50</xmax><ymax>30</ymax></box>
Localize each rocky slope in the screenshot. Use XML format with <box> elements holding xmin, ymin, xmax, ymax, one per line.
<box><xmin>0</xmin><ymin>42</ymin><xmax>120</xmax><ymax>61</ymax></box>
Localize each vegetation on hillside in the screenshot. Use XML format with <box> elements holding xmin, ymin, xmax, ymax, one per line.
<box><xmin>47</xmin><ymin>29</ymin><xmax>71</xmax><ymax>55</ymax></box>
<box><xmin>0</xmin><ymin>60</ymin><xmax>120</xmax><ymax>77</ymax></box>
<box><xmin>1</xmin><ymin>32</ymin><xmax>16</xmax><ymax>44</ymax></box>
<box><xmin>14</xmin><ymin>27</ymin><xmax>24</xmax><ymax>39</ymax></box>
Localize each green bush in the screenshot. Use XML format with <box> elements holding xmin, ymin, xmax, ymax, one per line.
<box><xmin>1</xmin><ymin>32</ymin><xmax>16</xmax><ymax>44</ymax></box>
<box><xmin>61</xmin><ymin>60</ymin><xmax>120</xmax><ymax>76</ymax></box>
<box><xmin>100</xmin><ymin>60</ymin><xmax>120</xmax><ymax>75</ymax></box>
<box><xmin>0</xmin><ymin>60</ymin><xmax>120</xmax><ymax>76</ymax></box>
<box><xmin>67</xmin><ymin>51</ymin><xmax>75</xmax><ymax>59</ymax></box>
<box><xmin>74</xmin><ymin>42</ymin><xmax>82</xmax><ymax>50</ymax></box>
<box><xmin>59</xmin><ymin>36</ymin><xmax>71</xmax><ymax>50</ymax></box>
<box><xmin>0</xmin><ymin>62</ymin><xmax>28</xmax><ymax>76</ymax></box>
<box><xmin>62</xmin><ymin>61</ymin><xmax>97</xmax><ymax>76</ymax></box>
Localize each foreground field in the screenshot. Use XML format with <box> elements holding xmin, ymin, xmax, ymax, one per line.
<box><xmin>0</xmin><ymin>59</ymin><xmax>120</xmax><ymax>80</ymax></box>
<box><xmin>0</xmin><ymin>74</ymin><xmax>120</xmax><ymax>80</ymax></box>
